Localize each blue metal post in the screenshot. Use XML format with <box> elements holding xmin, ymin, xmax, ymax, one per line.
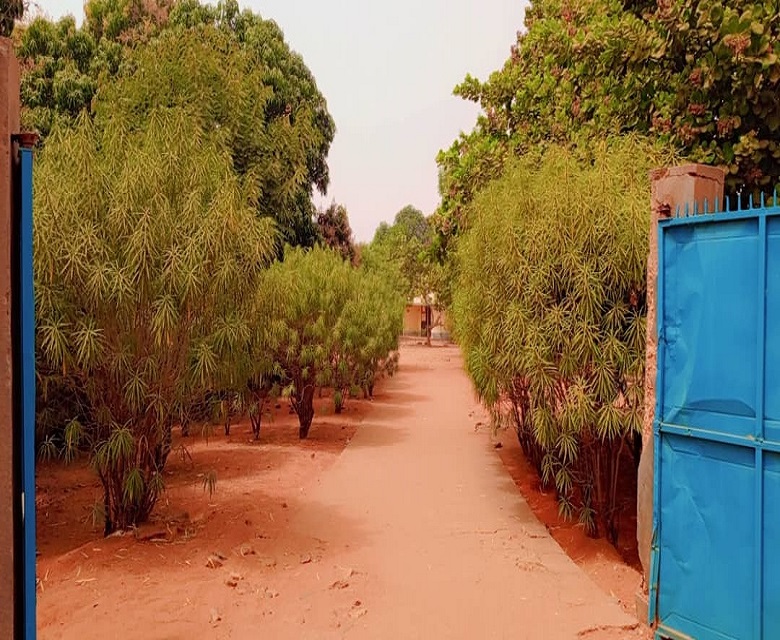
<box><xmin>19</xmin><ymin>145</ymin><xmax>36</xmax><ymax>640</ymax></box>
<box><xmin>648</xmin><ymin>222</ymin><xmax>666</xmax><ymax>627</ymax></box>
<box><xmin>755</xmin><ymin>213</ymin><xmax>767</xmax><ymax>638</ymax></box>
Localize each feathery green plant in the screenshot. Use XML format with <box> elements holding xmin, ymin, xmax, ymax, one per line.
<box><xmin>254</xmin><ymin>246</ymin><xmax>403</xmax><ymax>436</ymax></box>
<box><xmin>454</xmin><ymin>137</ymin><xmax>673</xmax><ymax>542</ymax></box>
<box><xmin>34</xmin><ymin>108</ymin><xmax>276</xmax><ymax>533</ymax></box>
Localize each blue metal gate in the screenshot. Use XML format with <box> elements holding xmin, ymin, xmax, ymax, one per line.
<box><xmin>652</xmin><ymin>196</ymin><xmax>780</xmax><ymax>639</ymax></box>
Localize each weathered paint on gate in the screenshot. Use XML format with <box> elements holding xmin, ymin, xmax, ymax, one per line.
<box><xmin>652</xmin><ymin>194</ymin><xmax>780</xmax><ymax>639</ymax></box>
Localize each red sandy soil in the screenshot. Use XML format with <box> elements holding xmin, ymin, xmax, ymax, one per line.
<box><xmin>36</xmin><ymin>394</ymin><xmax>363</xmax><ymax>637</ymax></box>
<box><xmin>492</xmin><ymin>429</ymin><xmax>649</xmax><ymax>632</ymax></box>
<box><xmin>405</xmin><ymin>336</ymin><xmax>648</xmax><ymax>627</ymax></box>
<box><xmin>36</xmin><ymin>345</ymin><xmax>650</xmax><ymax>639</ymax></box>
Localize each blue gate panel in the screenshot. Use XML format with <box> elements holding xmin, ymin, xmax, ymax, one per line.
<box><xmin>661</xmin><ymin>220</ymin><xmax>759</xmax><ymax>436</ymax></box>
<box><xmin>658</xmin><ymin>435</ymin><xmax>755</xmax><ymax>640</ymax></box>
<box><xmin>763</xmin><ymin>217</ymin><xmax>780</xmax><ymax>443</ymax></box>
<box><xmin>764</xmin><ymin>453</ymin><xmax>780</xmax><ymax>636</ymax></box>
<box><xmin>655</xmin><ymin>205</ymin><xmax>780</xmax><ymax>640</ymax></box>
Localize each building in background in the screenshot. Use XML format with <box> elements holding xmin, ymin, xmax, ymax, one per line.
<box><xmin>403</xmin><ymin>294</ymin><xmax>449</xmax><ymax>341</ymax></box>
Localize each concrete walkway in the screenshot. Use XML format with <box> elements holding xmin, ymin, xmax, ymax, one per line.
<box><xmin>252</xmin><ymin>344</ymin><xmax>640</xmax><ymax>639</ymax></box>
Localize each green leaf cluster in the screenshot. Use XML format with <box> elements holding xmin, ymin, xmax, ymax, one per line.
<box><xmin>35</xmin><ymin>107</ymin><xmax>277</xmax><ymax>532</ymax></box>
<box><xmin>453</xmin><ymin>138</ymin><xmax>671</xmax><ymax>542</ymax></box>
<box><xmin>253</xmin><ymin>247</ymin><xmax>403</xmax><ymax>436</ymax></box>
<box><xmin>436</xmin><ymin>0</ymin><xmax>780</xmax><ymax>250</ymax></box>
<box><xmin>16</xmin><ymin>0</ymin><xmax>334</xmax><ymax>247</ymax></box>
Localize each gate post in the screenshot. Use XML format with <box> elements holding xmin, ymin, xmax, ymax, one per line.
<box><xmin>0</xmin><ymin>36</ymin><xmax>21</xmax><ymax>640</ymax></box>
<box><xmin>636</xmin><ymin>164</ymin><xmax>725</xmax><ymax>620</ymax></box>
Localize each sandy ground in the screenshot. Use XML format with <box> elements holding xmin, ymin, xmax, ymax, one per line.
<box><xmin>37</xmin><ymin>344</ymin><xmax>650</xmax><ymax>639</ymax></box>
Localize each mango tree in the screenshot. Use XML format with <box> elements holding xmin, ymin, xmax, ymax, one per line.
<box><xmin>16</xmin><ymin>0</ymin><xmax>335</xmax><ymax>248</ymax></box>
<box><xmin>94</xmin><ymin>25</ymin><xmax>316</xmax><ymax>252</ymax></box>
<box><xmin>435</xmin><ymin>0</ymin><xmax>780</xmax><ymax>254</ymax></box>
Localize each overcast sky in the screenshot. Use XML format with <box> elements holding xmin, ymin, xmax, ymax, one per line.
<box><xmin>30</xmin><ymin>0</ymin><xmax>526</xmax><ymax>241</ymax></box>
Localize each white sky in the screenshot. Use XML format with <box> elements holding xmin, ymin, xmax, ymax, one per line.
<box><xmin>30</xmin><ymin>0</ymin><xmax>527</xmax><ymax>241</ymax></box>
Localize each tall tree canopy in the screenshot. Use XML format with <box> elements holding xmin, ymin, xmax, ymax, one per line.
<box><xmin>1</xmin><ymin>0</ymin><xmax>23</xmax><ymax>37</ymax></box>
<box><xmin>317</xmin><ymin>202</ymin><xmax>356</xmax><ymax>264</ymax></box>
<box><xmin>435</xmin><ymin>0</ymin><xmax>780</xmax><ymax>248</ymax></box>
<box><xmin>15</xmin><ymin>0</ymin><xmax>335</xmax><ymax>247</ymax></box>
<box><xmin>393</xmin><ymin>205</ymin><xmax>430</xmax><ymax>244</ymax></box>
<box><xmin>94</xmin><ymin>26</ymin><xmax>317</xmax><ymax>244</ymax></box>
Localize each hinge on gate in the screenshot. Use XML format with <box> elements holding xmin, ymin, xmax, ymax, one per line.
<box><xmin>648</xmin><ymin>525</ymin><xmax>660</xmax><ymax>626</ymax></box>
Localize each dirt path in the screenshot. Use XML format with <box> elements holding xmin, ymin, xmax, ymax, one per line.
<box><xmin>244</xmin><ymin>344</ymin><xmax>641</xmax><ymax>640</ymax></box>
<box><xmin>38</xmin><ymin>344</ymin><xmax>642</xmax><ymax>639</ymax></box>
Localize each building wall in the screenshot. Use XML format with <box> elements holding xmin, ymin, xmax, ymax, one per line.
<box><xmin>0</xmin><ymin>36</ymin><xmax>20</xmax><ymax>640</ymax></box>
<box><xmin>403</xmin><ymin>305</ymin><xmax>450</xmax><ymax>339</ymax></box>
<box><xmin>403</xmin><ymin>305</ymin><xmax>424</xmax><ymax>335</ymax></box>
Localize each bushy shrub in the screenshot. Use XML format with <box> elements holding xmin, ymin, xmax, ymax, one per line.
<box><xmin>35</xmin><ymin>110</ymin><xmax>276</xmax><ymax>533</ymax></box>
<box><xmin>453</xmin><ymin>138</ymin><xmax>671</xmax><ymax>542</ymax></box>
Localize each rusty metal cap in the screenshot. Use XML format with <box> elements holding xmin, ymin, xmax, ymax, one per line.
<box><xmin>12</xmin><ymin>132</ymin><xmax>39</xmax><ymax>148</ymax></box>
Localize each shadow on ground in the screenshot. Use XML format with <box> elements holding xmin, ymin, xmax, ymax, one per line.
<box><xmin>344</xmin><ymin>421</ymin><xmax>409</xmax><ymax>448</ymax></box>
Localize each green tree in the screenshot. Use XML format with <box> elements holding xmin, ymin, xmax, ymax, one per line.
<box><xmin>94</xmin><ymin>25</ymin><xmax>316</xmax><ymax>249</ymax></box>
<box><xmin>256</xmin><ymin>247</ymin><xmax>355</xmax><ymax>438</ymax></box>
<box><xmin>330</xmin><ymin>270</ymin><xmax>403</xmax><ymax>411</ymax></box>
<box><xmin>317</xmin><ymin>202</ymin><xmax>356</xmax><ymax>264</ymax></box>
<box><xmin>1</xmin><ymin>0</ymin><xmax>23</xmax><ymax>37</ymax></box>
<box><xmin>368</xmin><ymin>208</ymin><xmax>434</xmax><ymax>298</ymax></box>
<box><xmin>360</xmin><ymin>235</ymin><xmax>406</xmax><ymax>302</ymax></box>
<box><xmin>393</xmin><ymin>205</ymin><xmax>430</xmax><ymax>243</ymax></box>
<box><xmin>168</xmin><ymin>0</ymin><xmax>336</xmax><ymax>229</ymax></box>
<box><xmin>83</xmin><ymin>0</ymin><xmax>172</xmax><ymax>42</ymax></box>
<box><xmin>364</xmin><ymin>208</ymin><xmax>445</xmax><ymax>344</ymax></box>
<box><xmin>453</xmin><ymin>138</ymin><xmax>672</xmax><ymax>543</ymax></box>
<box><xmin>436</xmin><ymin>0</ymin><xmax>780</xmax><ymax>249</ymax></box>
<box><xmin>34</xmin><ymin>110</ymin><xmax>276</xmax><ymax>533</ymax></box>
<box><xmin>16</xmin><ymin>0</ymin><xmax>335</xmax><ymax>247</ymax></box>
<box><xmin>16</xmin><ymin>0</ymin><xmax>171</xmax><ymax>136</ymax></box>
<box><xmin>17</xmin><ymin>15</ymin><xmax>101</xmax><ymax>137</ymax></box>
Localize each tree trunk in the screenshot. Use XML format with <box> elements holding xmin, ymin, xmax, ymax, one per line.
<box><xmin>100</xmin><ymin>464</ymin><xmax>159</xmax><ymax>535</ymax></box>
<box><xmin>99</xmin><ymin>470</ymin><xmax>112</xmax><ymax>537</ymax></box>
<box><xmin>250</xmin><ymin>391</ymin><xmax>265</xmax><ymax>440</ymax></box>
<box><xmin>154</xmin><ymin>422</ymin><xmax>173</xmax><ymax>470</ymax></box>
<box><xmin>426</xmin><ymin>305</ymin><xmax>432</xmax><ymax>346</ymax></box>
<box><xmin>250</xmin><ymin>411</ymin><xmax>261</xmax><ymax>440</ymax></box>
<box><xmin>223</xmin><ymin>399</ymin><xmax>231</xmax><ymax>436</ymax></box>
<box><xmin>295</xmin><ymin>384</ymin><xmax>316</xmax><ymax>439</ymax></box>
